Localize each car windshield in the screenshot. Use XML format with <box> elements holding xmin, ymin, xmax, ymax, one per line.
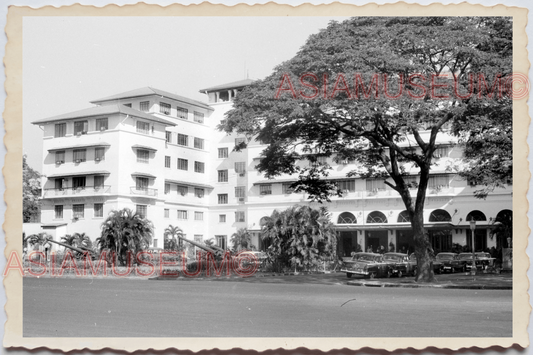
<box><xmin>359</xmin><ymin>255</ymin><xmax>379</xmax><ymax>262</ymax></box>
<box><xmin>383</xmin><ymin>255</ymin><xmax>401</xmax><ymax>262</ymax></box>
<box><xmin>458</xmin><ymin>254</ymin><xmax>473</xmax><ymax>260</ymax></box>
<box><xmin>436</xmin><ymin>254</ymin><xmax>454</xmax><ymax>260</ymax></box>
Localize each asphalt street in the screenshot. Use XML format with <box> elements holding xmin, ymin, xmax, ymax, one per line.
<box><xmin>23</xmin><ymin>277</ymin><xmax>512</xmax><ymax>337</ymax></box>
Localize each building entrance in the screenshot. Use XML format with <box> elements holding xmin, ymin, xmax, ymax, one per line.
<box><xmin>365</xmin><ymin>231</ymin><xmax>388</xmax><ymax>253</ymax></box>
<box><xmin>339</xmin><ymin>231</ymin><xmax>358</xmax><ymax>257</ymax></box>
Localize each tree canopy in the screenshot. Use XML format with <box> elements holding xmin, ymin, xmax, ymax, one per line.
<box><xmin>23</xmin><ymin>155</ymin><xmax>42</xmax><ymax>223</ymax></box>
<box><xmin>220</xmin><ymin>17</ymin><xmax>512</xmax><ymax>282</ymax></box>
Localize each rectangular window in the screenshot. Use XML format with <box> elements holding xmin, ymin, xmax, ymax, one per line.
<box><xmin>136</xmin><ymin>205</ymin><xmax>147</xmax><ymax>218</ymax></box>
<box><xmin>73</xmin><ymin>204</ymin><xmax>84</xmax><ymax>219</ymax></box>
<box><xmin>54</xmin><ymin>205</ymin><xmax>63</xmax><ymax>219</ymax></box>
<box><xmin>137</xmin><ymin>149</ymin><xmax>149</xmax><ymax>163</ymax></box>
<box><xmin>177</xmin><ymin>185</ymin><xmax>188</xmax><ymax>196</ymax></box>
<box><xmin>72</xmin><ymin>176</ymin><xmax>86</xmax><ymax>189</ymax></box>
<box><xmin>176</xmin><ymin>107</ymin><xmax>188</xmax><ymax>119</ymax></box>
<box><xmin>177</xmin><ymin>210</ymin><xmax>188</xmax><ymax>220</ymax></box>
<box><xmin>235</xmin><ymin>211</ymin><xmax>245</xmax><ymax>222</ymax></box>
<box><xmin>94</xmin><ymin>203</ymin><xmax>103</xmax><ymax>218</ymax></box>
<box><xmin>73</xmin><ymin>149</ymin><xmax>86</xmax><ymax>163</ymax></box>
<box><xmin>235</xmin><ymin>186</ymin><xmax>246</xmax><ymax>198</ymax></box>
<box><xmin>165</xmin><ymin>183</ymin><xmax>170</xmax><ymax>194</ymax></box>
<box><xmin>404</xmin><ymin>176</ymin><xmax>420</xmax><ymax>188</ymax></box>
<box><xmin>55</xmin><ymin>178</ymin><xmax>64</xmax><ymax>190</ymax></box>
<box><xmin>235</xmin><ymin>137</ymin><xmax>246</xmax><ymax>146</ymax></box>
<box><xmin>194</xmin><ymin>161</ymin><xmax>205</xmax><ymax>173</ymax></box>
<box><xmin>337</xmin><ymin>180</ymin><xmax>356</xmax><ymax>192</ymax></box>
<box><xmin>74</xmin><ymin>121</ymin><xmax>88</xmax><ymax>135</ymax></box>
<box><xmin>140</xmin><ymin>101</ymin><xmax>150</xmax><ymax>112</ymax></box>
<box><xmin>95</xmin><ymin>147</ymin><xmax>105</xmax><ymax>161</ymax></box>
<box><xmin>164</xmin><ymin>209</ymin><xmax>170</xmax><ymax>218</ymax></box>
<box><xmin>55</xmin><ymin>151</ymin><xmax>65</xmax><ymax>164</ymax></box>
<box><xmin>136</xmin><ymin>121</ymin><xmax>150</xmax><ymax>135</ymax></box>
<box><xmin>259</xmin><ymin>184</ymin><xmax>272</xmax><ymax>195</ymax></box>
<box><xmin>165</xmin><ymin>156</ymin><xmax>171</xmax><ymax>168</ymax></box>
<box><xmin>54</xmin><ymin>123</ymin><xmax>66</xmax><ymax>138</ymax></box>
<box><xmin>177</xmin><ymin>134</ymin><xmax>188</xmax><ymax>146</ymax></box>
<box><xmin>160</xmin><ymin>102</ymin><xmax>171</xmax><ymax>115</ymax></box>
<box><xmin>194</xmin><ymin>211</ymin><xmax>204</xmax><ymax>221</ymax></box>
<box><xmin>219</xmin><ymin>214</ymin><xmax>226</xmax><ymax>223</ymax></box>
<box><xmin>218</xmin><ymin>170</ymin><xmax>228</xmax><ymax>183</ymax></box>
<box><xmin>94</xmin><ymin>175</ymin><xmax>105</xmax><ymax>189</ymax></box>
<box><xmin>177</xmin><ymin>158</ymin><xmax>188</xmax><ymax>171</ymax></box>
<box><xmin>194</xmin><ymin>188</ymin><xmax>204</xmax><ymax>198</ymax></box>
<box><xmin>216</xmin><ymin>235</ymin><xmax>227</xmax><ymax>250</ymax></box>
<box><xmin>433</xmin><ymin>146</ymin><xmax>449</xmax><ymax>158</ymax></box>
<box><xmin>366</xmin><ymin>179</ymin><xmax>386</xmax><ymax>191</ymax></box>
<box><xmin>428</xmin><ymin>175</ymin><xmax>450</xmax><ymax>189</ymax></box>
<box><xmin>193</xmin><ymin>111</ymin><xmax>204</xmax><ymax>123</ymax></box>
<box><xmin>218</xmin><ymin>194</ymin><xmax>228</xmax><ymax>204</ymax></box>
<box><xmin>166</xmin><ymin>131</ymin><xmax>172</xmax><ymax>143</ymax></box>
<box><xmin>194</xmin><ymin>137</ymin><xmax>204</xmax><ymax>149</ymax></box>
<box><xmin>136</xmin><ymin>177</ymin><xmax>149</xmax><ymax>191</ymax></box>
<box><xmin>235</xmin><ymin>162</ymin><xmax>246</xmax><ymax>174</ymax></box>
<box><xmin>218</xmin><ymin>147</ymin><xmax>229</xmax><ymax>158</ymax></box>
<box><xmin>282</xmin><ymin>183</ymin><xmax>295</xmax><ymax>194</ymax></box>
<box><xmin>96</xmin><ymin>118</ymin><xmax>108</xmax><ymax>131</ymax></box>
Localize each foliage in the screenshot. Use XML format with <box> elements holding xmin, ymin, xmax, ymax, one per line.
<box><xmin>220</xmin><ymin>17</ymin><xmax>511</xmax><ymax>282</ymax></box>
<box><xmin>97</xmin><ymin>208</ymin><xmax>153</xmax><ymax>266</ymax></box>
<box><xmin>23</xmin><ymin>155</ymin><xmax>41</xmax><ymax>223</ymax></box>
<box><xmin>490</xmin><ymin>210</ymin><xmax>513</xmax><ymax>245</ymax></box>
<box><xmin>230</xmin><ymin>228</ymin><xmax>252</xmax><ymax>252</ymax></box>
<box><xmin>261</xmin><ymin>205</ymin><xmax>336</xmax><ymax>273</ymax></box>
<box><xmin>27</xmin><ymin>232</ymin><xmax>52</xmax><ymax>250</ymax></box>
<box><xmin>204</xmin><ymin>238</ymin><xmax>215</xmax><ymax>248</ymax></box>
<box><xmin>164</xmin><ymin>225</ymin><xmax>184</xmax><ymax>251</ymax></box>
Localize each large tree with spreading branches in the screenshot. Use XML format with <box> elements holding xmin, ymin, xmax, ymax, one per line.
<box><xmin>220</xmin><ymin>17</ymin><xmax>512</xmax><ymax>282</ymax></box>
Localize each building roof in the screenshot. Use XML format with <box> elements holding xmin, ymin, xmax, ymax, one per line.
<box><xmin>32</xmin><ymin>104</ymin><xmax>177</xmax><ymax>126</ymax></box>
<box><xmin>90</xmin><ymin>87</ymin><xmax>213</xmax><ymax>111</ymax></box>
<box><xmin>199</xmin><ymin>79</ymin><xmax>255</xmax><ymax>93</ymax></box>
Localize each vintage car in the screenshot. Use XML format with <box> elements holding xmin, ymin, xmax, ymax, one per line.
<box><xmin>457</xmin><ymin>252</ymin><xmax>489</xmax><ymax>271</ymax></box>
<box><xmin>408</xmin><ymin>253</ymin><xmax>444</xmax><ymax>275</ymax></box>
<box><xmin>435</xmin><ymin>252</ymin><xmax>466</xmax><ymax>273</ymax></box>
<box><xmin>382</xmin><ymin>252</ymin><xmax>410</xmax><ymax>277</ymax></box>
<box><xmin>340</xmin><ymin>252</ymin><xmax>389</xmax><ymax>279</ymax></box>
<box><xmin>475</xmin><ymin>252</ymin><xmax>496</xmax><ymax>270</ymax></box>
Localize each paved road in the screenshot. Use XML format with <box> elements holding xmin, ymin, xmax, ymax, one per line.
<box><xmin>23</xmin><ymin>278</ymin><xmax>512</xmax><ymax>337</ymax></box>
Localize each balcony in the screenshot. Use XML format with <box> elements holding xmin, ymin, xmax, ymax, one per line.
<box><xmin>43</xmin><ymin>185</ymin><xmax>111</xmax><ymax>197</ymax></box>
<box><xmin>130</xmin><ymin>187</ymin><xmax>158</xmax><ymax>197</ymax></box>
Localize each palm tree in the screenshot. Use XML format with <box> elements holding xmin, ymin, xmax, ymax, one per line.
<box><xmin>204</xmin><ymin>238</ymin><xmax>215</xmax><ymax>248</ymax></box>
<box><xmin>27</xmin><ymin>232</ymin><xmax>53</xmax><ymax>263</ymax></box>
<box><xmin>164</xmin><ymin>225</ymin><xmax>183</xmax><ymax>251</ymax></box>
<box><xmin>73</xmin><ymin>232</ymin><xmax>92</xmax><ymax>250</ymax></box>
<box><xmin>60</xmin><ymin>234</ymin><xmax>76</xmax><ymax>247</ymax></box>
<box><xmin>230</xmin><ymin>228</ymin><xmax>252</xmax><ymax>252</ymax></box>
<box><xmin>98</xmin><ymin>208</ymin><xmax>154</xmax><ymax>266</ymax></box>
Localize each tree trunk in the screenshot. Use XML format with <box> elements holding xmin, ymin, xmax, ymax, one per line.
<box><xmin>412</xmin><ymin>211</ymin><xmax>436</xmax><ymax>283</ymax></box>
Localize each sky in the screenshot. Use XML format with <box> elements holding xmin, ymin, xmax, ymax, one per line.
<box><xmin>23</xmin><ymin>16</ymin><xmax>346</xmax><ymax>171</ymax></box>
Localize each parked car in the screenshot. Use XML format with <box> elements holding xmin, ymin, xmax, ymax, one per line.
<box><xmin>435</xmin><ymin>252</ymin><xmax>466</xmax><ymax>273</ymax></box>
<box><xmin>475</xmin><ymin>252</ymin><xmax>496</xmax><ymax>270</ymax></box>
<box><xmin>382</xmin><ymin>252</ymin><xmax>410</xmax><ymax>277</ymax></box>
<box><xmin>408</xmin><ymin>253</ymin><xmax>444</xmax><ymax>275</ymax></box>
<box><xmin>457</xmin><ymin>253</ymin><xmax>481</xmax><ymax>271</ymax></box>
<box><xmin>341</xmin><ymin>252</ymin><xmax>389</xmax><ymax>279</ymax></box>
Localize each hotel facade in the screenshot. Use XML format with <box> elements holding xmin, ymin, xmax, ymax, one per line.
<box><xmin>31</xmin><ymin>80</ymin><xmax>513</xmax><ymax>257</ymax></box>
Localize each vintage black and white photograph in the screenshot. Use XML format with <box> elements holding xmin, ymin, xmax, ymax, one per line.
<box><xmin>6</xmin><ymin>2</ymin><xmax>529</xmax><ymax>351</ymax></box>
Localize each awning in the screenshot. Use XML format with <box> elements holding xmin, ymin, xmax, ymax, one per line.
<box><xmin>46</xmin><ymin>170</ymin><xmax>110</xmax><ymax>178</ymax></box>
<box><xmin>132</xmin><ymin>144</ymin><xmax>157</xmax><ymax>152</ymax></box>
<box><xmin>41</xmin><ymin>223</ymin><xmax>68</xmax><ymax>228</ymax></box>
<box><xmin>132</xmin><ymin>172</ymin><xmax>157</xmax><ymax>179</ymax></box>
<box><xmin>47</xmin><ymin>142</ymin><xmax>110</xmax><ymax>152</ymax></box>
<box><xmin>165</xmin><ymin>179</ymin><xmax>213</xmax><ymax>189</ymax></box>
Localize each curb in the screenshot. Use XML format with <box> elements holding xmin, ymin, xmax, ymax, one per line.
<box><xmin>346</xmin><ymin>281</ymin><xmax>512</xmax><ymax>290</ymax></box>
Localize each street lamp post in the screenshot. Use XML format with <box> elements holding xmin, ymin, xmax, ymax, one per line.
<box><xmin>470</xmin><ymin>220</ymin><xmax>476</xmax><ymax>275</ymax></box>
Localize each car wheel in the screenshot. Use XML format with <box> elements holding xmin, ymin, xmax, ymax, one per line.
<box><xmin>346</xmin><ymin>273</ymin><xmax>352</xmax><ymax>278</ymax></box>
<box><xmin>398</xmin><ymin>270</ymin><xmax>403</xmax><ymax>278</ymax></box>
<box><xmin>369</xmin><ymin>272</ymin><xmax>376</xmax><ymax>279</ymax></box>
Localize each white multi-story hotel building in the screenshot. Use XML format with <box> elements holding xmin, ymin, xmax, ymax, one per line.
<box><xmin>32</xmin><ymin>80</ymin><xmax>512</xmax><ymax>256</ymax></box>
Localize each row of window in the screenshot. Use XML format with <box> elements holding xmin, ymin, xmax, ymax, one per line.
<box><xmin>164</xmin><ymin>156</ymin><xmax>205</xmax><ymax>173</ymax></box>
<box><xmin>55</xmin><ymin>147</ymin><xmax>106</xmax><ymax>164</ymax></box>
<box><xmin>216</xmin><ymin>139</ymin><xmax>246</xmax><ymax>158</ymax></box>
<box><xmin>166</xmin><ymin>133</ymin><xmax>205</xmax><ymax>149</ymax></box>
<box><xmin>163</xmin><ymin>209</ymin><xmax>205</xmax><ymax>221</ymax></box>
<box><xmin>164</xmin><ymin>184</ymin><xmax>205</xmax><ymax>198</ymax></box>
<box><xmin>54</xmin><ymin>203</ymin><xmax>103</xmax><ymax>219</ymax></box>
<box><xmin>216</xmin><ymin>212</ymin><xmax>245</xmax><ymax>223</ymax></box>
<box><xmin>54</xmin><ymin>118</ymin><xmax>109</xmax><ymax>138</ymax></box>
<box><xmin>155</xmin><ymin>102</ymin><xmax>204</xmax><ymax>123</ymax></box>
